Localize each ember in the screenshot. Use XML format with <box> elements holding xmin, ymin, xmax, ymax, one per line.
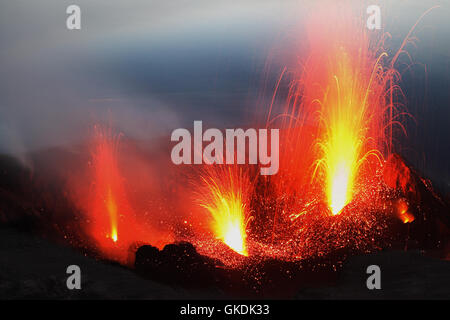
<box><xmin>197</xmin><ymin>166</ymin><xmax>251</xmax><ymax>256</ymax></box>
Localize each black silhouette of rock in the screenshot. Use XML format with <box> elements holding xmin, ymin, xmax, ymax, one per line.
<box><xmin>134</xmin><ymin>242</ymin><xmax>222</xmax><ymax>288</ymax></box>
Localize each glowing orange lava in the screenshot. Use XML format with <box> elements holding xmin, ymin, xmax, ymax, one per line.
<box><xmin>315</xmin><ymin>47</ymin><xmax>383</xmax><ymax>215</ymax></box>
<box><xmin>106</xmin><ymin>188</ymin><xmax>119</xmax><ymax>242</ymax></box>
<box><xmin>304</xmin><ymin>4</ymin><xmax>390</xmax><ymax>215</ymax></box>
<box><xmin>198</xmin><ymin>167</ymin><xmax>250</xmax><ymax>256</ymax></box>
<box><xmin>397</xmin><ymin>199</ymin><xmax>415</xmax><ymax>223</ymax></box>
<box><xmin>90</xmin><ymin>128</ymin><xmax>127</xmax><ymax>245</ymax></box>
<box><xmin>66</xmin><ymin>125</ymin><xmax>175</xmax><ymax>263</ymax></box>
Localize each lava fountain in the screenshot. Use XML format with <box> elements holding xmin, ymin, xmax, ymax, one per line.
<box><xmin>302</xmin><ymin>4</ymin><xmax>396</xmax><ymax>216</ymax></box>
<box><xmin>315</xmin><ymin>47</ymin><xmax>385</xmax><ymax>215</ymax></box>
<box><xmin>267</xmin><ymin>2</ymin><xmax>400</xmax><ymax>219</ymax></box>
<box><xmin>197</xmin><ymin>166</ymin><xmax>251</xmax><ymax>256</ymax></box>
<box><xmin>90</xmin><ymin>126</ymin><xmax>127</xmax><ymax>244</ymax></box>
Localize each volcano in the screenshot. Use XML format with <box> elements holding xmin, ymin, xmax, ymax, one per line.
<box><xmin>0</xmin><ymin>1</ymin><xmax>449</xmax><ymax>301</ymax></box>
<box><xmin>0</xmin><ymin>145</ymin><xmax>449</xmax><ymax>298</ymax></box>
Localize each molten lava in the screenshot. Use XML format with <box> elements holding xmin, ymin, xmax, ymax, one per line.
<box><xmin>265</xmin><ymin>3</ymin><xmax>398</xmax><ymax>220</ymax></box>
<box><xmin>304</xmin><ymin>5</ymin><xmax>391</xmax><ymax>216</ymax></box>
<box><xmin>315</xmin><ymin>47</ymin><xmax>383</xmax><ymax>215</ymax></box>
<box><xmin>82</xmin><ymin>126</ymin><xmax>173</xmax><ymax>263</ymax></box>
<box><xmin>198</xmin><ymin>167</ymin><xmax>250</xmax><ymax>256</ymax></box>
<box><xmin>90</xmin><ymin>128</ymin><xmax>128</xmax><ymax>245</ymax></box>
<box><xmin>397</xmin><ymin>198</ymin><xmax>415</xmax><ymax>224</ymax></box>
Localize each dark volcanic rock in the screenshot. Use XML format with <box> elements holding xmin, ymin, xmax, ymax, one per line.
<box><xmin>0</xmin><ymin>226</ymin><xmax>205</xmax><ymax>299</ymax></box>
<box><xmin>384</xmin><ymin>154</ymin><xmax>450</xmax><ymax>220</ymax></box>
<box><xmin>134</xmin><ymin>241</ymin><xmax>343</xmax><ymax>298</ymax></box>
<box><xmin>135</xmin><ymin>242</ymin><xmax>222</xmax><ymax>288</ymax></box>
<box><xmin>383</xmin><ymin>153</ymin><xmax>450</xmax><ymax>249</ymax></box>
<box><xmin>296</xmin><ymin>250</ymin><xmax>450</xmax><ymax>299</ymax></box>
